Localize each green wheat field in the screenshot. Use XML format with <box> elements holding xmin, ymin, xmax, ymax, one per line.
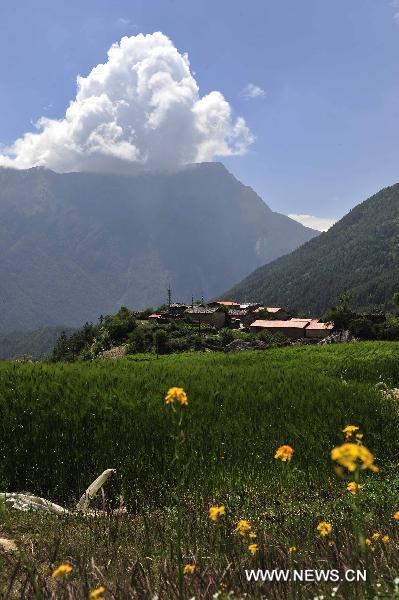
<box><xmin>1</xmin><ymin>342</ymin><xmax>399</xmax><ymax>599</ymax></box>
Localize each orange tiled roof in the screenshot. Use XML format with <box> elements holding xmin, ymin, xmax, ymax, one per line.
<box><xmin>250</xmin><ymin>319</ymin><xmax>308</xmax><ymax>329</ymax></box>
<box><xmin>305</xmin><ymin>320</ymin><xmax>334</xmax><ymax>330</ymax></box>
<box><xmin>216</xmin><ymin>300</ymin><xmax>240</xmax><ymax>307</ymax></box>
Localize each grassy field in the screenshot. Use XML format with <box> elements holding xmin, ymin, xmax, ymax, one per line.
<box><xmin>1</xmin><ymin>342</ymin><xmax>399</xmax><ymax>598</ymax></box>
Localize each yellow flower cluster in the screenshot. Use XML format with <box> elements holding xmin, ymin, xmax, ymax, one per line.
<box><xmin>331</xmin><ymin>443</ymin><xmax>378</xmax><ymax>473</ymax></box>
<box><xmin>89</xmin><ymin>588</ymin><xmax>106</xmax><ymax>600</ymax></box>
<box><xmin>236</xmin><ymin>519</ymin><xmax>252</xmax><ymax>536</ymax></box>
<box><xmin>164</xmin><ymin>387</ymin><xmax>188</xmax><ymax>406</ymax></box>
<box><xmin>288</xmin><ymin>546</ymin><xmax>297</xmax><ymax>554</ymax></box>
<box><xmin>342</xmin><ymin>425</ymin><xmax>359</xmax><ymax>439</ymax></box>
<box><xmin>183</xmin><ymin>564</ymin><xmax>196</xmax><ymax>575</ymax></box>
<box><xmin>235</xmin><ymin>519</ymin><xmax>258</xmax><ymax>554</ymax></box>
<box><xmin>209</xmin><ymin>505</ymin><xmax>225</xmax><ymax>521</ymax></box>
<box><xmin>52</xmin><ymin>564</ymin><xmax>73</xmax><ymax>578</ymax></box>
<box><xmin>394</xmin><ymin>511</ymin><xmax>399</xmax><ymax>521</ymax></box>
<box><xmin>346</xmin><ymin>481</ymin><xmax>364</xmax><ymax>495</ymax></box>
<box><xmin>248</xmin><ymin>543</ymin><xmax>258</xmax><ymax>555</ymax></box>
<box><xmin>365</xmin><ymin>532</ymin><xmax>390</xmax><ymax>548</ymax></box>
<box><xmin>274</xmin><ymin>445</ymin><xmax>294</xmax><ymax>462</ymax></box>
<box><xmin>317</xmin><ymin>521</ymin><xmax>333</xmax><ymax>537</ymax></box>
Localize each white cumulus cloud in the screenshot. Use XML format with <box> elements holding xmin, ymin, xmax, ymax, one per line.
<box><xmin>0</xmin><ymin>32</ymin><xmax>254</xmax><ymax>174</ymax></box>
<box><xmin>288</xmin><ymin>214</ymin><xmax>337</xmax><ymax>232</ymax></box>
<box><xmin>241</xmin><ymin>83</ymin><xmax>266</xmax><ymax>99</ymax></box>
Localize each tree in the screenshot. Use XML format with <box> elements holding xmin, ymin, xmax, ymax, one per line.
<box><xmin>153</xmin><ymin>329</ymin><xmax>169</xmax><ymax>356</ymax></box>
<box><xmin>392</xmin><ymin>292</ymin><xmax>399</xmax><ymax>309</ymax></box>
<box><xmin>336</xmin><ymin>291</ymin><xmax>353</xmax><ymax>313</ymax></box>
<box><xmin>323</xmin><ymin>291</ymin><xmax>354</xmax><ymax>331</ymax></box>
<box><xmin>127</xmin><ymin>328</ymin><xmax>152</xmax><ymax>354</ymax></box>
<box><xmin>51</xmin><ymin>323</ymin><xmax>98</xmax><ymax>362</ymax></box>
<box><xmin>104</xmin><ymin>306</ymin><xmax>136</xmax><ymax>344</ymax></box>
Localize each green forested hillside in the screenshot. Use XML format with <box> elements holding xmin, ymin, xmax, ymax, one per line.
<box><xmin>225</xmin><ymin>183</ymin><xmax>399</xmax><ymax>314</ymax></box>
<box><xmin>0</xmin><ymin>327</ymin><xmax>75</xmax><ymax>360</ymax></box>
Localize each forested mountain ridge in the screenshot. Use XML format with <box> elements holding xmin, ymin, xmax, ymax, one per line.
<box><xmin>224</xmin><ymin>183</ymin><xmax>399</xmax><ymax>314</ymax></box>
<box><xmin>0</xmin><ymin>163</ymin><xmax>317</xmax><ymax>331</ymax></box>
<box><xmin>0</xmin><ymin>327</ymin><xmax>76</xmax><ymax>360</ymax></box>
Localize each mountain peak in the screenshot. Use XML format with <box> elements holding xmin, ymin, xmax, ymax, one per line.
<box><xmin>0</xmin><ymin>166</ymin><xmax>318</xmax><ymax>331</ymax></box>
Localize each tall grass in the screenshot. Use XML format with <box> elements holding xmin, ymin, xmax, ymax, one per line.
<box><xmin>0</xmin><ymin>343</ymin><xmax>398</xmax><ymax>507</ymax></box>
<box><xmin>2</xmin><ymin>342</ymin><xmax>399</xmax><ymax>598</ymax></box>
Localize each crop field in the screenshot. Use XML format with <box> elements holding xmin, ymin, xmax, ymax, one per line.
<box><xmin>1</xmin><ymin>342</ymin><xmax>399</xmax><ymax>599</ymax></box>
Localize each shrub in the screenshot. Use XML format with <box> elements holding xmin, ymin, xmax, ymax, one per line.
<box><xmin>219</xmin><ymin>328</ymin><xmax>234</xmax><ymax>346</ymax></box>
<box><xmin>104</xmin><ymin>307</ymin><xmax>136</xmax><ymax>344</ymax></box>
<box><xmin>153</xmin><ymin>329</ymin><xmax>169</xmax><ymax>355</ymax></box>
<box><xmin>349</xmin><ymin>317</ymin><xmax>376</xmax><ymax>340</ymax></box>
<box><xmin>375</xmin><ymin>317</ymin><xmax>399</xmax><ymax>341</ymax></box>
<box><xmin>127</xmin><ymin>328</ymin><xmax>153</xmax><ymax>353</ymax></box>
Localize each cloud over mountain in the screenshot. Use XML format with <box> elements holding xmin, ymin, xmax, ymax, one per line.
<box><xmin>288</xmin><ymin>214</ymin><xmax>336</xmax><ymax>232</ymax></box>
<box><xmin>0</xmin><ymin>32</ymin><xmax>254</xmax><ymax>174</ymax></box>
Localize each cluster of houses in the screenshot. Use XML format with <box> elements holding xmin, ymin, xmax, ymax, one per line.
<box><xmin>148</xmin><ymin>300</ymin><xmax>333</xmax><ymax>340</ymax></box>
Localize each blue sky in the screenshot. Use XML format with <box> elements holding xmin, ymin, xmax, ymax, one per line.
<box><xmin>0</xmin><ymin>0</ymin><xmax>398</xmax><ymax>226</ymax></box>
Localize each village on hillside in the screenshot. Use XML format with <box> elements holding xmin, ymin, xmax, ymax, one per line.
<box><xmin>49</xmin><ymin>289</ymin><xmax>399</xmax><ymax>362</ymax></box>
<box><xmin>51</xmin><ymin>296</ymin><xmax>337</xmax><ymax>362</ymax></box>
<box><xmin>147</xmin><ymin>299</ymin><xmax>334</xmax><ymax>340</ymax></box>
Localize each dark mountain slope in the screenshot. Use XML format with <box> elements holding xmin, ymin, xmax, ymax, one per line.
<box><xmin>225</xmin><ymin>183</ymin><xmax>399</xmax><ymax>315</ymax></box>
<box><xmin>0</xmin><ymin>327</ymin><xmax>76</xmax><ymax>360</ymax></box>
<box><xmin>0</xmin><ymin>163</ymin><xmax>317</xmax><ymax>331</ymax></box>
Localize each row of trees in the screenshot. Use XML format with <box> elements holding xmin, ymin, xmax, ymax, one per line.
<box><xmin>323</xmin><ymin>292</ymin><xmax>399</xmax><ymax>340</ymax></box>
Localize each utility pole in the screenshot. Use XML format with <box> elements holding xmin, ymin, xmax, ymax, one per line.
<box><xmin>167</xmin><ymin>284</ymin><xmax>172</xmax><ymax>309</ymax></box>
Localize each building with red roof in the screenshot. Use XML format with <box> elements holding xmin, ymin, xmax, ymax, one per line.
<box><xmin>250</xmin><ymin>317</ymin><xmax>333</xmax><ymax>339</ymax></box>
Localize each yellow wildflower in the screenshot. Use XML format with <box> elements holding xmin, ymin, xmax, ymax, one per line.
<box><xmin>394</xmin><ymin>511</ymin><xmax>399</xmax><ymax>521</ymax></box>
<box><xmin>274</xmin><ymin>445</ymin><xmax>294</xmax><ymax>462</ymax></box>
<box><xmin>288</xmin><ymin>546</ymin><xmax>297</xmax><ymax>553</ymax></box>
<box><xmin>249</xmin><ymin>532</ymin><xmax>257</xmax><ymax>539</ymax></box>
<box><xmin>235</xmin><ymin>519</ymin><xmax>252</xmax><ymax>536</ymax></box>
<box><xmin>183</xmin><ymin>564</ymin><xmax>196</xmax><ymax>575</ymax></box>
<box><xmin>347</xmin><ymin>481</ymin><xmax>364</xmax><ymax>495</ymax></box>
<box><xmin>382</xmin><ymin>535</ymin><xmax>390</xmax><ymax>544</ymax></box>
<box><xmin>52</xmin><ymin>564</ymin><xmax>73</xmax><ymax>578</ymax></box>
<box><xmin>165</xmin><ymin>387</ymin><xmax>188</xmax><ymax>406</ymax></box>
<box><xmin>248</xmin><ymin>543</ymin><xmax>258</xmax><ymax>555</ymax></box>
<box><xmin>371</xmin><ymin>532</ymin><xmax>380</xmax><ymax>541</ymax></box>
<box><xmin>331</xmin><ymin>443</ymin><xmax>379</xmax><ymax>473</ymax></box>
<box><xmin>342</xmin><ymin>425</ymin><xmax>359</xmax><ymax>439</ymax></box>
<box><xmin>89</xmin><ymin>588</ymin><xmax>106</xmax><ymax>600</ymax></box>
<box><xmin>356</xmin><ymin>433</ymin><xmax>364</xmax><ymax>441</ymax></box>
<box><xmin>328</xmin><ymin>540</ymin><xmax>334</xmax><ymax>547</ymax></box>
<box><xmin>317</xmin><ymin>521</ymin><xmax>332</xmax><ymax>537</ymax></box>
<box><xmin>365</xmin><ymin>538</ymin><xmax>372</xmax><ymax>546</ymax></box>
<box><xmin>209</xmin><ymin>505</ymin><xmax>225</xmax><ymax>521</ymax></box>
